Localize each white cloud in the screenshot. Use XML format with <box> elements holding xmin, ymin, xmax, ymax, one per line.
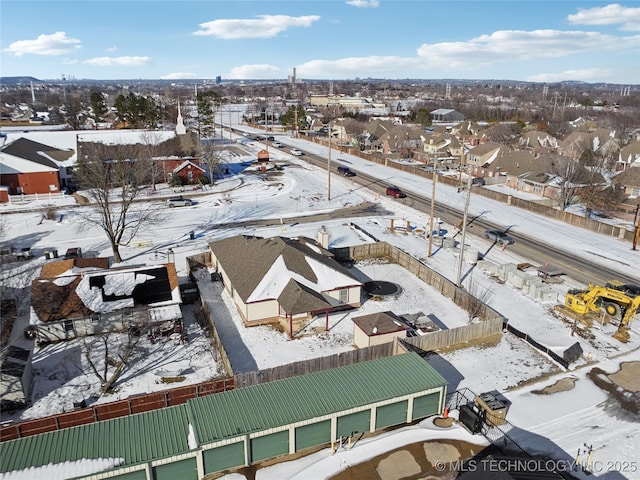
<box><xmin>346</xmin><ymin>0</ymin><xmax>379</xmax><ymax>7</ymax></box>
<box><xmin>83</xmin><ymin>56</ymin><xmax>151</xmax><ymax>67</ymax></box>
<box><xmin>416</xmin><ymin>30</ymin><xmax>637</xmax><ymax>68</ymax></box>
<box><xmin>527</xmin><ymin>68</ymin><xmax>614</xmax><ymax>83</ymax></box>
<box><xmin>227</xmin><ymin>64</ymin><xmax>280</xmax><ymax>79</ymax></box>
<box><xmin>161</xmin><ymin>72</ymin><xmax>199</xmax><ymax>80</ymax></box>
<box><xmin>193</xmin><ymin>15</ymin><xmax>320</xmax><ymax>39</ymax></box>
<box><xmin>62</xmin><ymin>58</ymin><xmax>79</xmax><ymax>65</ymax></box>
<box><xmin>295</xmin><ymin>28</ymin><xmax>638</xmax><ymax>79</ymax></box>
<box><xmin>2</xmin><ymin>31</ymin><xmax>81</xmax><ymax>57</ymax></box>
<box><xmin>568</xmin><ymin>3</ymin><xmax>640</xmax><ymax>31</ymax></box>
<box><xmin>106</xmin><ymin>46</ymin><xmax>118</xmax><ymax>52</ymax></box>
<box><xmin>298</xmin><ymin>56</ymin><xmax>421</xmax><ymax>77</ymax></box>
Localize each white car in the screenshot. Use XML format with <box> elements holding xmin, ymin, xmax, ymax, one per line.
<box><xmin>167</xmin><ymin>196</ymin><xmax>194</xmax><ymax>207</ymax></box>
<box><xmin>290</xmin><ymin>148</ymin><xmax>303</xmax><ymax>156</ymax></box>
<box><xmin>272</xmin><ymin>141</ymin><xmax>284</xmax><ymax>148</ymax></box>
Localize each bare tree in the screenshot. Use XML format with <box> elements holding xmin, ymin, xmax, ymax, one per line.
<box><xmin>466</xmin><ymin>276</ymin><xmax>495</xmax><ymax>322</ymax></box>
<box><xmin>74</xmin><ymin>142</ymin><xmax>165</xmax><ymax>263</ymax></box>
<box><xmin>139</xmin><ymin>131</ymin><xmax>166</xmax><ymax>190</ymax></box>
<box><xmin>83</xmin><ymin>329</ymin><xmax>143</xmax><ymax>393</ymax></box>
<box><xmin>549</xmin><ymin>156</ymin><xmax>587</xmax><ymax>210</ymax></box>
<box><xmin>199</xmin><ymin>140</ymin><xmax>225</xmax><ymax>184</ymax></box>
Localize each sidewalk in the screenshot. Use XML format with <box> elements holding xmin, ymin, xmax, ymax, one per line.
<box><xmin>191</xmin><ymin>267</ymin><xmax>258</xmax><ymax>373</ymax></box>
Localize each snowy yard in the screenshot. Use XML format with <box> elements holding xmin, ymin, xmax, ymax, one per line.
<box><xmin>1</xmin><ymin>134</ymin><xmax>639</xmax><ymax>479</ymax></box>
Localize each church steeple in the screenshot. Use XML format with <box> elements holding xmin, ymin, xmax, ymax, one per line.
<box><xmin>176</xmin><ymin>99</ymin><xmax>186</xmax><ymax>135</ymax></box>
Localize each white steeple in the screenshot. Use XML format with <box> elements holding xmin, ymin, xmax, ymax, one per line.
<box><xmin>176</xmin><ymin>99</ymin><xmax>186</xmax><ymax>135</ymax></box>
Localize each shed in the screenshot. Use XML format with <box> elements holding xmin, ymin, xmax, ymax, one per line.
<box><xmin>256</xmin><ymin>149</ymin><xmax>270</xmax><ymax>172</ymax></box>
<box><xmin>352</xmin><ymin>311</ymin><xmax>410</xmax><ymax>348</ymax></box>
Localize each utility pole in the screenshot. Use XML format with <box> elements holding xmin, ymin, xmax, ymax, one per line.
<box><xmin>458</xmin><ymin>148</ymin><xmax>465</xmax><ymax>190</ymax></box>
<box><xmin>327</xmin><ymin>125</ymin><xmax>332</xmax><ymax>201</ymax></box>
<box><xmin>456</xmin><ymin>174</ymin><xmax>473</xmax><ymax>286</ymax></box>
<box><xmin>633</xmin><ymin>204</ymin><xmax>640</xmax><ymax>250</ymax></box>
<box><xmin>428</xmin><ymin>159</ymin><xmax>437</xmax><ymax>257</ymax></box>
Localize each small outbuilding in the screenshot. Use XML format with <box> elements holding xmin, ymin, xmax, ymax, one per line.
<box><xmin>352</xmin><ymin>311</ymin><xmax>410</xmax><ymax>348</ymax></box>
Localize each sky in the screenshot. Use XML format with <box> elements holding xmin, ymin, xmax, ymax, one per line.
<box><xmin>1</xmin><ymin>122</ymin><xmax>640</xmax><ymax>478</ymax></box>
<box><xmin>1</xmin><ymin>1</ymin><xmax>639</xmax><ymax>84</ymax></box>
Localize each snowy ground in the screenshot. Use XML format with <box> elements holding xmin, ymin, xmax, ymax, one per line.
<box><xmin>1</xmin><ymin>130</ymin><xmax>639</xmax><ymax>479</ymax></box>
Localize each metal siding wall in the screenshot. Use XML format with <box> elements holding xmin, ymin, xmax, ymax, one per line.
<box><xmin>153</xmin><ymin>458</ymin><xmax>198</xmax><ymax>480</ymax></box>
<box><xmin>337</xmin><ymin>410</ymin><xmax>371</xmax><ymax>438</ymax></box>
<box><xmin>295</xmin><ymin>420</ymin><xmax>331</xmax><ymax>451</ymax></box>
<box><xmin>203</xmin><ymin>442</ymin><xmax>245</xmax><ymax>474</ymax></box>
<box><xmin>111</xmin><ymin>470</ymin><xmax>148</xmax><ymax>480</ymax></box>
<box><xmin>411</xmin><ymin>392</ymin><xmax>440</xmax><ymax>421</ymax></box>
<box><xmin>375</xmin><ymin>400</ymin><xmax>408</xmax><ymax>429</ymax></box>
<box><xmin>250</xmin><ymin>430</ymin><xmax>289</xmax><ymax>462</ymax></box>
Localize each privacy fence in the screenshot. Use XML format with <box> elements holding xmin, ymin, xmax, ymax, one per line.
<box><xmin>0</xmin><ymin>377</ymin><xmax>234</xmax><ymax>442</ymax></box>
<box><xmin>342</xmin><ymin>241</ymin><xmax>569</xmax><ymax>367</ymax></box>
<box><xmin>311</xmin><ymin>137</ymin><xmax>635</xmax><ymax>243</ymax></box>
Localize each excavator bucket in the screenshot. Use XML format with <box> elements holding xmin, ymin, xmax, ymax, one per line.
<box><xmin>612</xmin><ymin>328</ymin><xmax>630</xmax><ymax>343</ymax></box>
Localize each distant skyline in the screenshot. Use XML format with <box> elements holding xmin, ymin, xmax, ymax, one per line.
<box><xmin>1</xmin><ymin>1</ymin><xmax>639</xmax><ymax>84</ymax></box>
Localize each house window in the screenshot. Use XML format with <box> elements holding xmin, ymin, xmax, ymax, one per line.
<box><xmin>64</xmin><ymin>320</ymin><xmax>74</xmax><ymax>332</ymax></box>
<box><xmin>339</xmin><ymin>289</ymin><xmax>349</xmax><ymax>303</ymax></box>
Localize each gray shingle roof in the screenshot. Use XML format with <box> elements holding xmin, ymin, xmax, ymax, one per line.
<box><xmin>209</xmin><ymin>235</ymin><xmax>359</xmax><ymax>303</ymax></box>
<box><xmin>1</xmin><ymin>138</ymin><xmax>69</xmax><ymax>168</ymax></box>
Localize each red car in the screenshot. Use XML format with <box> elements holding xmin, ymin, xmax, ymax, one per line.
<box><xmin>386</xmin><ymin>186</ymin><xmax>407</xmax><ymax>198</ymax></box>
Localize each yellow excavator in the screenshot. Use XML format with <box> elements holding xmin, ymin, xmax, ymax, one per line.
<box><xmin>563</xmin><ymin>282</ymin><xmax>640</xmax><ymax>342</ymax></box>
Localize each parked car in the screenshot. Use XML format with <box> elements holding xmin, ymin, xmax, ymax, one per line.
<box><xmin>167</xmin><ymin>196</ymin><xmax>194</xmax><ymax>207</ymax></box>
<box><xmin>290</xmin><ymin>148</ymin><xmax>303</xmax><ymax>156</ymax></box>
<box><xmin>484</xmin><ymin>229</ymin><xmax>514</xmax><ymax>245</ymax></box>
<box><xmin>272</xmin><ymin>141</ymin><xmax>284</xmax><ymax>148</ymax></box>
<box><xmin>386</xmin><ymin>186</ymin><xmax>407</xmax><ymax>198</ymax></box>
<box><xmin>337</xmin><ymin>166</ymin><xmax>356</xmax><ymax>177</ymax></box>
<box><xmin>471</xmin><ymin>177</ymin><xmax>486</xmax><ymax>186</ymax></box>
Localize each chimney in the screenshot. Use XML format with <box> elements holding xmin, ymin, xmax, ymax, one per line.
<box><xmin>317</xmin><ymin>226</ymin><xmax>329</xmax><ymax>249</ymax></box>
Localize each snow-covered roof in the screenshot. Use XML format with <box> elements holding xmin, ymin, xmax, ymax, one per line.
<box><xmin>31</xmin><ymin>262</ymin><xmax>181</xmax><ymax>321</ymax></box>
<box><xmin>0</xmin><ymin>151</ymin><xmax>59</xmax><ymax>173</ymax></box>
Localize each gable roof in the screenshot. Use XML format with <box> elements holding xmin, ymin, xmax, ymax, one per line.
<box><xmin>172</xmin><ymin>159</ymin><xmax>205</xmax><ymax>174</ymax></box>
<box><xmin>209</xmin><ymin>235</ymin><xmax>361</xmax><ymax>304</ymax></box>
<box><xmin>1</xmin><ymin>138</ymin><xmax>70</xmax><ymax>169</ymax></box>
<box><xmin>614</xmin><ymin>168</ymin><xmax>640</xmax><ymax>188</ymax></box>
<box><xmin>278</xmin><ymin>278</ymin><xmax>341</xmax><ymax>314</ymax></box>
<box><xmin>352</xmin><ymin>311</ymin><xmax>410</xmax><ymax>336</ymax></box>
<box><xmin>0</xmin><ymin>152</ymin><xmax>59</xmax><ymax>174</ymax></box>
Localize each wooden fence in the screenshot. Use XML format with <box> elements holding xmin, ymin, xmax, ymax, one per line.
<box><xmin>347</xmin><ymin>242</ymin><xmax>506</xmax><ymax>324</ymax></box>
<box><xmin>234</xmin><ymin>342</ymin><xmax>395</xmax><ymax>388</ymax></box>
<box><xmin>311</xmin><ymin>137</ymin><xmax>635</xmax><ymax>243</ymax></box>
<box><xmin>402</xmin><ymin>317</ymin><xmax>503</xmax><ymax>352</ymax></box>
<box><xmin>0</xmin><ymin>377</ymin><xmax>234</xmax><ymax>442</ymax></box>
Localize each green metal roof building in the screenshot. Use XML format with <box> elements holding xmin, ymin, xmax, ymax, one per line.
<box><xmin>0</xmin><ymin>352</ymin><xmax>447</xmax><ymax>480</ymax></box>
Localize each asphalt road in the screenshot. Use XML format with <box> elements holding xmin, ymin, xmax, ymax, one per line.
<box><xmin>293</xmin><ymin>148</ymin><xmax>637</xmax><ymax>287</ymax></box>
